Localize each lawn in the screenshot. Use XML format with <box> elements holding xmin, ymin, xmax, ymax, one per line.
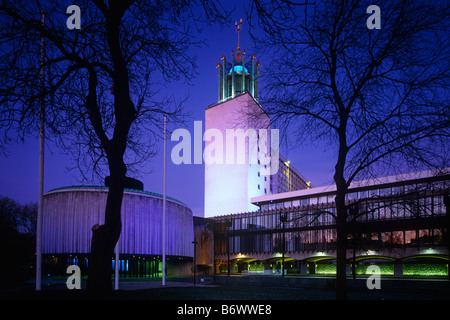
<box><xmin>1</xmin><ymin>275</ymin><xmax>449</xmax><ymax>301</ymax></box>
<box><xmin>2</xmin><ymin>284</ymin><xmax>449</xmax><ymax>301</ymax></box>
<box><xmin>118</xmin><ymin>285</ymin><xmax>336</xmax><ymax>300</ymax></box>
<box><xmin>0</xmin><ymin>285</ymin><xmax>334</xmax><ymax>300</ymax></box>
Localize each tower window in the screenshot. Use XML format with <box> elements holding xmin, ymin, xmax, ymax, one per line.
<box><xmin>229</xmin><ymin>65</ymin><xmax>248</xmax><ymax>73</ymax></box>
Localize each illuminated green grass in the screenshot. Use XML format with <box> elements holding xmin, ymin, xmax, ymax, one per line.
<box><xmin>403</xmin><ymin>264</ymin><xmax>448</xmax><ymax>276</ymax></box>
<box><xmin>315</xmin><ymin>263</ymin><xmax>448</xmax><ymax>276</ymax></box>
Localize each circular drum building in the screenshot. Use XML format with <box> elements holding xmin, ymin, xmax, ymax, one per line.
<box><xmin>42</xmin><ymin>185</ymin><xmax>194</xmax><ymax>278</ymax></box>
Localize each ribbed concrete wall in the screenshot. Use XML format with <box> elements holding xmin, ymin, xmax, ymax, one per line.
<box><xmin>43</xmin><ymin>187</ymin><xmax>194</xmax><ymax>257</ymax></box>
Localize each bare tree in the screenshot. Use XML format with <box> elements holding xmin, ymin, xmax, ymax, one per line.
<box><xmin>0</xmin><ymin>0</ymin><xmax>229</xmax><ymax>291</ymax></box>
<box><xmin>248</xmin><ymin>0</ymin><xmax>450</xmax><ymax>299</ymax></box>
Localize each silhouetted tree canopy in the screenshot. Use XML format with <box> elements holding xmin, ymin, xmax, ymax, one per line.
<box><xmin>248</xmin><ymin>0</ymin><xmax>450</xmax><ymax>299</ymax></box>
<box><xmin>0</xmin><ymin>0</ymin><xmax>230</xmax><ymax>290</ymax></box>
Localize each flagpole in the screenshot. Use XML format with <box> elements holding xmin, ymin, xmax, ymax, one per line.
<box><xmin>36</xmin><ymin>11</ymin><xmax>45</xmax><ymax>291</ymax></box>
<box><xmin>162</xmin><ymin>114</ymin><xmax>167</xmax><ymax>286</ymax></box>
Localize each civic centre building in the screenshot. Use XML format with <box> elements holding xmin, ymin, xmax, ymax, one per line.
<box><xmin>41</xmin><ymin>34</ymin><xmax>449</xmax><ymax>280</ymax></box>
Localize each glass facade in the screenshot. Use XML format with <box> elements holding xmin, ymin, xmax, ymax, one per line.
<box><xmin>272</xmin><ymin>156</ymin><xmax>310</xmax><ymax>194</ymax></box>
<box><xmin>213</xmin><ymin>172</ymin><xmax>449</xmax><ymax>275</ymax></box>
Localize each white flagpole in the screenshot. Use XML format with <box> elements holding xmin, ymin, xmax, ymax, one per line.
<box><xmin>36</xmin><ymin>11</ymin><xmax>45</xmax><ymax>291</ymax></box>
<box><xmin>162</xmin><ymin>114</ymin><xmax>167</xmax><ymax>286</ymax></box>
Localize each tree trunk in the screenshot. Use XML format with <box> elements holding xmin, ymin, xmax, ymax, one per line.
<box><xmin>87</xmin><ymin>224</ymin><xmax>112</xmax><ymax>291</ymax></box>
<box><xmin>85</xmin><ymin>4</ymin><xmax>135</xmax><ymax>292</ymax></box>
<box><xmin>335</xmin><ymin>191</ymin><xmax>348</xmax><ymax>300</ymax></box>
<box><xmin>87</xmin><ymin>160</ymin><xmax>125</xmax><ymax>291</ymax></box>
<box><xmin>334</xmin><ymin>124</ymin><xmax>349</xmax><ymax>300</ymax></box>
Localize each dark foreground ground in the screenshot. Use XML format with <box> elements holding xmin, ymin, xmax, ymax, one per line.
<box><xmin>3</xmin><ymin>284</ymin><xmax>448</xmax><ymax>301</ymax></box>
<box><xmin>1</xmin><ymin>276</ymin><xmax>449</xmax><ymax>318</ymax></box>
<box><xmin>1</xmin><ymin>275</ymin><xmax>449</xmax><ymax>300</ymax></box>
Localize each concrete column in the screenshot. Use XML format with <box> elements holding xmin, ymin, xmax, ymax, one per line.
<box><xmin>346</xmin><ymin>263</ymin><xmax>352</xmax><ymax>275</ymax></box>
<box><xmin>231</xmin><ymin>58</ymin><xmax>235</xmax><ymax>97</ymax></box>
<box><xmin>308</xmin><ymin>262</ymin><xmax>315</xmax><ymax>274</ymax></box>
<box><xmin>264</xmin><ymin>262</ymin><xmax>272</xmax><ymax>275</ymax></box>
<box><xmin>300</xmin><ymin>261</ymin><xmax>308</xmax><ymax>275</ymax></box>
<box><xmin>394</xmin><ymin>262</ymin><xmax>403</xmax><ymax>276</ymax></box>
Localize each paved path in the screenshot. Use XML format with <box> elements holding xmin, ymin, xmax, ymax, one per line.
<box><xmin>3</xmin><ymin>277</ymin><xmax>215</xmax><ymax>292</ymax></box>
<box><xmin>116</xmin><ymin>279</ymin><xmax>216</xmax><ymax>290</ymax></box>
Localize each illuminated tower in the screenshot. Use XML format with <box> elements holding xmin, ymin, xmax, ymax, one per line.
<box><xmin>204</xmin><ymin>20</ymin><xmax>270</xmax><ymax>218</ymax></box>
<box><xmin>217</xmin><ymin>19</ymin><xmax>261</xmax><ymax>103</ymax></box>
<box><xmin>204</xmin><ymin>21</ymin><xmax>310</xmax><ymax>218</ymax></box>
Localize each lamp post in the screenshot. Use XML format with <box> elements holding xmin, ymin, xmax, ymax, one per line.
<box><xmin>226</xmin><ymin>219</ymin><xmax>232</xmax><ymax>276</ymax></box>
<box><xmin>192</xmin><ymin>238</ymin><xmax>198</xmax><ymax>285</ymax></box>
<box><xmin>162</xmin><ymin>114</ymin><xmax>167</xmax><ymax>286</ymax></box>
<box><xmin>280</xmin><ymin>211</ymin><xmax>288</xmax><ymax>278</ymax></box>
<box><xmin>349</xmin><ymin>203</ymin><xmax>359</xmax><ymax>280</ymax></box>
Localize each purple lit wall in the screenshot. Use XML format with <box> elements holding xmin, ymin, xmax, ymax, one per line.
<box><xmin>43</xmin><ymin>186</ymin><xmax>194</xmax><ymax>258</ymax></box>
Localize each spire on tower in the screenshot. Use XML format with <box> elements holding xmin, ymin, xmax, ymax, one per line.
<box><xmin>235</xmin><ymin>19</ymin><xmax>243</xmax><ymax>51</ymax></box>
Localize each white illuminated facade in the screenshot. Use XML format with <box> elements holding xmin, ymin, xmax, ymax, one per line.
<box><xmin>204</xmin><ymin>92</ymin><xmax>271</xmax><ymax>217</ymax></box>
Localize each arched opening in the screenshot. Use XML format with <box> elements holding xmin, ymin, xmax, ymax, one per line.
<box><xmin>400</xmin><ymin>255</ymin><xmax>448</xmax><ymax>277</ymax></box>
<box><xmin>305</xmin><ymin>254</ymin><xmax>336</xmax><ymax>275</ymax></box>
<box><xmin>351</xmin><ymin>256</ymin><xmax>397</xmax><ymax>276</ymax></box>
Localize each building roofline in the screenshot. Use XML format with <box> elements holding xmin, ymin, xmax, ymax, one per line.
<box><xmin>251</xmin><ymin>168</ymin><xmax>450</xmax><ymax>205</ymax></box>
<box><xmin>278</xmin><ymin>153</ymin><xmax>309</xmax><ymax>185</ymax></box>
<box><xmin>206</xmin><ymin>92</ymin><xmax>268</xmax><ymax>118</ymax></box>
<box><xmin>45</xmin><ymin>185</ymin><xmax>189</xmax><ymax>207</ymax></box>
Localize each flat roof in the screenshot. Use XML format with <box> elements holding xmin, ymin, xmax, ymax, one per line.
<box><xmin>45</xmin><ymin>185</ymin><xmax>188</xmax><ymax>207</ymax></box>
<box><xmin>251</xmin><ymin>168</ymin><xmax>450</xmax><ymax>205</ymax></box>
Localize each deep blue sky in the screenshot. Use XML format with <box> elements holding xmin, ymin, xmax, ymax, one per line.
<box><xmin>0</xmin><ymin>1</ymin><xmax>335</xmax><ymax>217</ymax></box>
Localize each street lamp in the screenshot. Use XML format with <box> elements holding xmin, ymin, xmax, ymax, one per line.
<box><xmin>280</xmin><ymin>211</ymin><xmax>288</xmax><ymax>278</ymax></box>
<box><xmin>226</xmin><ymin>219</ymin><xmax>232</xmax><ymax>276</ymax></box>
<box><xmin>192</xmin><ymin>238</ymin><xmax>198</xmax><ymax>285</ymax></box>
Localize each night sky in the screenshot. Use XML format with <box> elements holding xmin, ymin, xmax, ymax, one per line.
<box><xmin>0</xmin><ymin>1</ymin><xmax>335</xmax><ymax>217</ymax></box>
